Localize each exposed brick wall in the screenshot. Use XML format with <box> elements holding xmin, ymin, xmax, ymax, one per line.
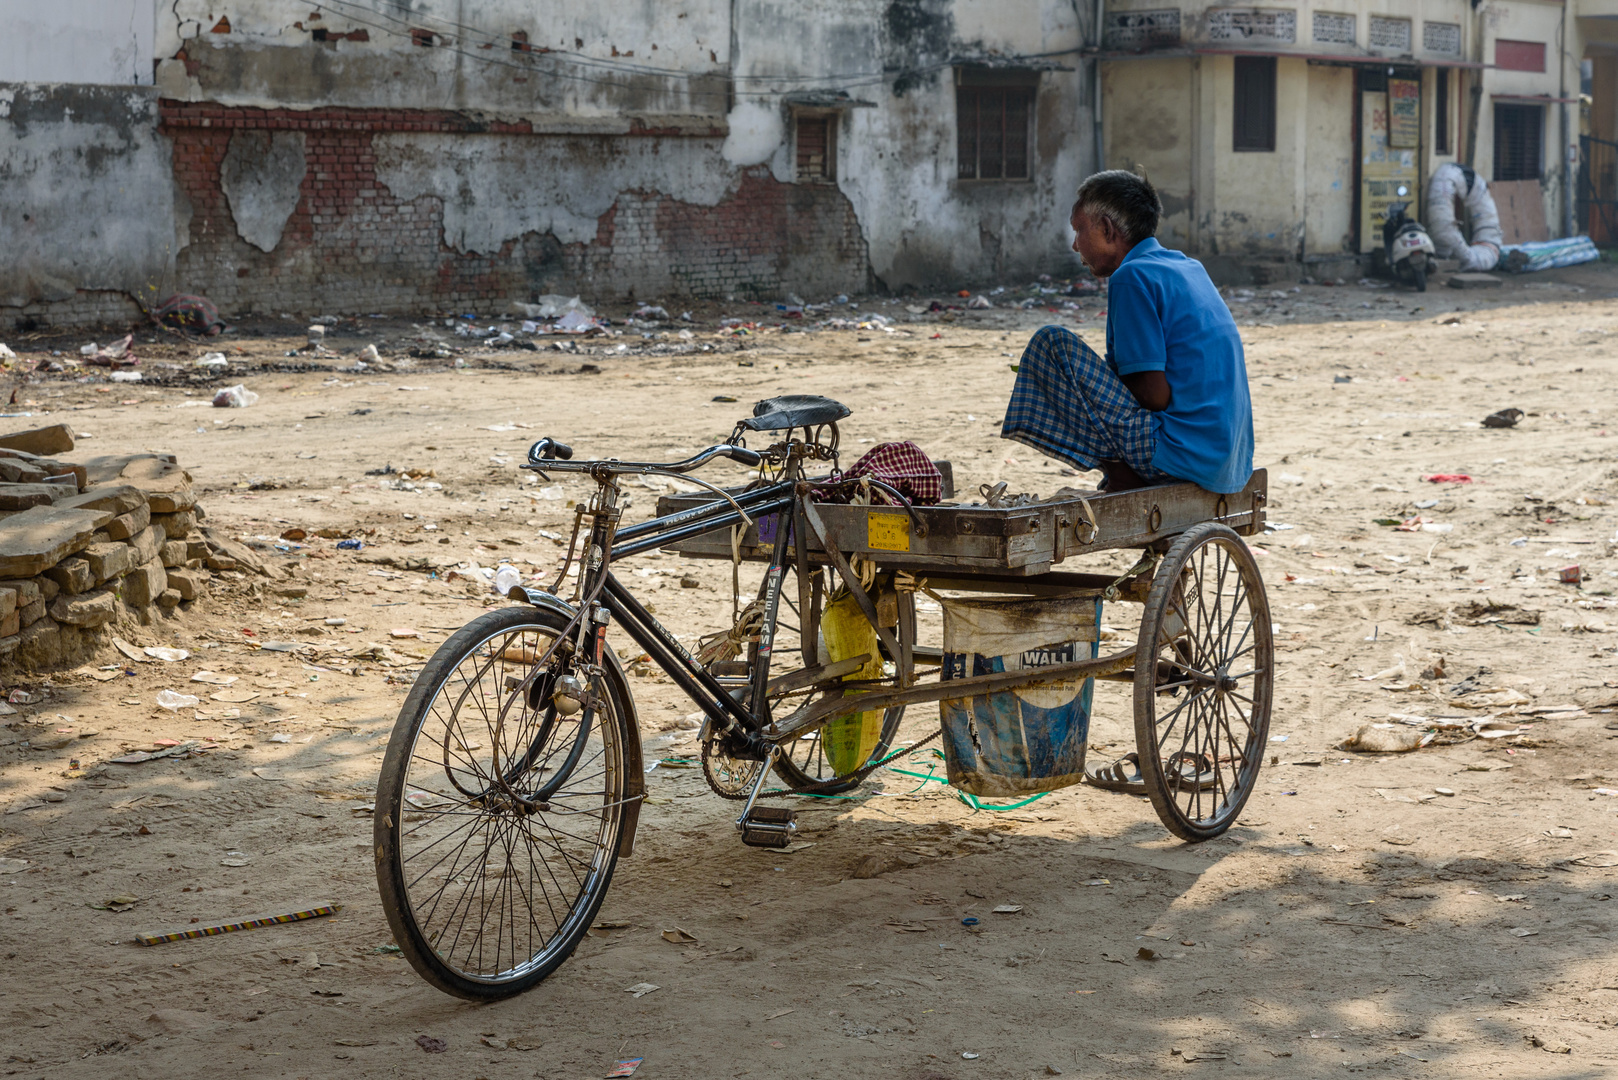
<box><xmin>160</xmin><ymin>102</ymin><xmax>868</xmax><ymax>321</ymax></box>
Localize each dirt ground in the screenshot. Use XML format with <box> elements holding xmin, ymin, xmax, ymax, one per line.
<box><xmin>5</xmin><ymin>265</ymin><xmax>1618</xmax><ymax>1078</ymax></box>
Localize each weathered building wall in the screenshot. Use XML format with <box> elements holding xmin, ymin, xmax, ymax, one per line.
<box><xmin>1102</xmin><ymin>58</ymin><xmax>1193</xmax><ymax>248</ymax></box>
<box><xmin>0</xmin><ymin>84</ymin><xmax>178</xmax><ymax>328</ymax></box>
<box><xmin>1303</xmin><ymin>64</ymin><xmax>1356</xmax><ymax>257</ymax></box>
<box><xmin>0</xmin><ymin>0</ymin><xmax>155</xmax><ymax>85</ymax></box>
<box><xmin>164</xmin><ymin>103</ymin><xmax>866</xmax><ymax>312</ymax></box>
<box><xmin>6</xmin><ymin>0</ymin><xmax>1095</xmax><ymax>329</ymax></box>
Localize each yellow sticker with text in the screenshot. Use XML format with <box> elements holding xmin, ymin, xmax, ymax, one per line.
<box><xmin>867</xmin><ymin>511</ymin><xmax>910</xmax><ymax>552</ymax></box>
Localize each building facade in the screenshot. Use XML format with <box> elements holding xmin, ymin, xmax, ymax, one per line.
<box><xmin>1101</xmin><ymin>1</ymin><xmax>1579</xmax><ymax>281</ymax></box>
<box><xmin>1</xmin><ymin>1</ymin><xmax>1099</xmax><ymax>329</ymax></box>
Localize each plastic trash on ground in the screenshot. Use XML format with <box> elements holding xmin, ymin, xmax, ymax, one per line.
<box><xmin>195</xmin><ymin>352</ymin><xmax>228</xmax><ymax>368</ymax></box>
<box><xmin>156</xmin><ymin>689</ymin><xmax>200</xmax><ymax>711</ymax></box>
<box><xmin>213</xmin><ymin>384</ymin><xmax>260</xmax><ymax>408</ymax></box>
<box><xmin>493</xmin><ymin>565</ymin><xmax>523</xmax><ymax>596</ymax></box>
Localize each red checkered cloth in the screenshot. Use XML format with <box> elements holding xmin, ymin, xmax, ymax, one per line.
<box><xmin>154</xmin><ymin>294</ymin><xmax>226</xmax><ymax>335</ymax></box>
<box><xmin>841</xmin><ymin>441</ymin><xmax>944</xmax><ymax>505</ymax></box>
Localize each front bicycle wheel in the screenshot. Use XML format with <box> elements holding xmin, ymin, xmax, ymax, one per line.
<box><xmin>374</xmin><ymin>606</ymin><xmax>631</xmax><ymax>999</ymax></box>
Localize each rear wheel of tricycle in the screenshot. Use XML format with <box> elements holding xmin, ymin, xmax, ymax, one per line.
<box><xmin>374</xmin><ymin>606</ymin><xmax>633</xmax><ymax>999</ymax></box>
<box><xmin>1133</xmin><ymin>523</ymin><xmax>1273</xmax><ymax>842</ymax></box>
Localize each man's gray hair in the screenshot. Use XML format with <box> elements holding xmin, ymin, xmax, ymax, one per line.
<box><xmin>1073</xmin><ymin>170</ymin><xmax>1162</xmax><ymax>245</ymax></box>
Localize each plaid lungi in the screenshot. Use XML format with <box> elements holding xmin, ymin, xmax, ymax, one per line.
<box><xmin>1001</xmin><ymin>325</ymin><xmax>1168</xmax><ymax>481</ymax></box>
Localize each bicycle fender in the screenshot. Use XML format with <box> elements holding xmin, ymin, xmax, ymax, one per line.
<box><xmin>511</xmin><ymin>589</ymin><xmax>646</xmax><ymax>857</ymax></box>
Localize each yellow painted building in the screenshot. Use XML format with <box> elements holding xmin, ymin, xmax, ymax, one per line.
<box><xmin>1100</xmin><ymin>1</ymin><xmax>1579</xmax><ymax>280</ymax></box>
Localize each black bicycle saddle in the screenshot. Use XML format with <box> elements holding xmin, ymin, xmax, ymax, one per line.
<box><xmin>738</xmin><ymin>394</ymin><xmax>851</xmax><ymax>432</ymax></box>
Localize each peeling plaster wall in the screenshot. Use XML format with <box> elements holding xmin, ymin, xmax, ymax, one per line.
<box><xmin>738</xmin><ymin>0</ymin><xmax>1093</xmax><ymax>290</ymax></box>
<box><xmin>0</xmin><ymin>0</ymin><xmax>155</xmax><ymax>85</ymax></box>
<box><xmin>372</xmin><ymin>134</ymin><xmax>737</xmax><ymax>252</ymax></box>
<box><xmin>10</xmin><ymin>1</ymin><xmax>1096</xmax><ymax>327</ymax></box>
<box><xmin>221</xmin><ymin>131</ymin><xmax>307</xmax><ymax>252</ymax></box>
<box><xmin>156</xmin><ymin>0</ymin><xmax>732</xmax><ymax>124</ymax></box>
<box><xmin>0</xmin><ymin>84</ymin><xmax>176</xmax><ymax>324</ymax></box>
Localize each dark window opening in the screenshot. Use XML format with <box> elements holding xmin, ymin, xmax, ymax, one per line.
<box><xmin>1436</xmin><ymin>69</ymin><xmax>1451</xmax><ymax>154</ymax></box>
<box><xmin>411</xmin><ymin>28</ymin><xmax>436</xmax><ymax>47</ymax></box>
<box><xmin>1494</xmin><ymin>103</ymin><xmax>1543</xmax><ymax>181</ymax></box>
<box><xmin>796</xmin><ymin>116</ymin><xmax>836</xmax><ymax>182</ymax></box>
<box><xmin>1233</xmin><ymin>55</ymin><xmax>1276</xmax><ymax>152</ymax></box>
<box><xmin>512</xmin><ymin>30</ymin><xmax>532</xmax><ymax>53</ymax></box>
<box><xmin>957</xmin><ymin>86</ymin><xmax>1033</xmax><ymax>180</ymax></box>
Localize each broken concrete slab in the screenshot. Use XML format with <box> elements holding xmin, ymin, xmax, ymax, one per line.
<box><xmin>0</xmin><ymin>485</ymin><xmax>63</xmax><ymax>511</ymax></box>
<box><xmin>122</xmin><ymin>559</ymin><xmax>166</xmax><ymax>607</ymax></box>
<box><xmin>49</xmin><ymin>589</ymin><xmax>115</xmax><ymax>628</ymax></box>
<box><xmin>0</xmin><ymin>423</ymin><xmax>74</xmax><ymax>456</ymax></box>
<box><xmin>79</xmin><ymin>453</ymin><xmax>179</xmax><ymax>486</ymax></box>
<box><xmin>1448</xmin><ymin>272</ymin><xmax>1502</xmax><ymax>289</ymax></box>
<box><xmin>0</xmin><ymin>459</ymin><xmax>50</xmax><ymax>485</ymax></box>
<box><xmin>127</xmin><ymin>525</ymin><xmax>161</xmax><ymax>568</ymax></box>
<box><xmin>0</xmin><ymin>505</ymin><xmax>112</xmax><ymax>578</ymax></box>
<box><xmin>102</xmin><ymin>502</ymin><xmax>151</xmax><ymax>542</ymax></box>
<box><xmin>81</xmin><ymin>542</ymin><xmax>135</xmax><ymax>584</ymax></box>
<box><xmin>152</xmin><ymin>510</ymin><xmax>197</xmax><ymax>540</ymax></box>
<box><xmin>54</xmin><ymin>484</ymin><xmax>146</xmax><ymax>517</ymax></box>
<box><xmin>44</xmin><ymin>556</ymin><xmax>93</xmax><ymax>596</ymax></box>
<box><xmin>166</xmin><ymin>568</ymin><xmax>207</xmax><ymax>601</ymax></box>
<box><xmin>201</xmin><ymin>527</ymin><xmax>269</xmax><ymax>576</ymax></box>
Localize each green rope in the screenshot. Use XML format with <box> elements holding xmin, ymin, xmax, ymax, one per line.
<box><xmin>887</xmin><ymin>761</ymin><xmax>1052</xmax><ymax>812</ymax></box>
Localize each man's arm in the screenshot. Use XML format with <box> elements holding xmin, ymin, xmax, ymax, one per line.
<box><xmin>1122</xmin><ymin>370</ymin><xmax>1170</xmax><ymax>411</ymax></box>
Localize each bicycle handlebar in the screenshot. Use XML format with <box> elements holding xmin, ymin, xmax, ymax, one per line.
<box><xmin>523</xmin><ymin>440</ymin><xmax>762</xmax><ymax>475</ymax></box>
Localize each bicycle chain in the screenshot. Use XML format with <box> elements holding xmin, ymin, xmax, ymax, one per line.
<box><xmin>757</xmin><ymin>727</ymin><xmax>944</xmax><ymax>799</ymax></box>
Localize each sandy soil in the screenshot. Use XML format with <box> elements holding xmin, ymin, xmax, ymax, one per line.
<box><xmin>4</xmin><ymin>265</ymin><xmax>1618</xmax><ymax>1078</ymax></box>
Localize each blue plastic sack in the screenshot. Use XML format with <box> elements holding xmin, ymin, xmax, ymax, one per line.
<box><xmin>938</xmin><ymin>595</ymin><xmax>1100</xmax><ymax>797</ymax></box>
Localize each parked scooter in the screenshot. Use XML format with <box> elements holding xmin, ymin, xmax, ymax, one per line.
<box><xmin>1382</xmin><ymin>186</ymin><xmax>1437</xmax><ymax>292</ymax></box>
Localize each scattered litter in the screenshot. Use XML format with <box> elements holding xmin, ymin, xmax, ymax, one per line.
<box><xmin>961</xmin><ymin>1052</ymin><xmax>980</xmax><ymax>1060</ymax></box>
<box><xmin>109</xmin><ymin>740</ymin><xmax>201</xmax><ymax>764</ymax></box>
<box><xmin>189</xmin><ymin>671</ymin><xmax>237</xmax><ymax>685</ymax></box>
<box><xmin>336</xmin><ymin>538</ymin><xmax>363</xmax><ymax>551</ymax></box>
<box><xmin>991</xmin><ymin>904</ymin><xmax>1023</xmax><ymax>914</ymax></box>
<box><xmin>390</xmin><ymin>628</ymin><xmax>420</xmax><ymax>639</ymax></box>
<box><xmin>155</xmin><ymin>690</ymin><xmax>200</xmax><ymax>710</ymax></box>
<box><xmin>219</xmin><ymin>852</ymin><xmax>251</xmax><ymax>866</ymax></box>
<box><xmin>1339</xmin><ymin>723</ymin><xmax>1435</xmax><ymax>753</ymax></box>
<box><xmin>660</xmin><ymin>928</ymin><xmax>697</xmax><ymax>945</ymax></box>
<box><xmin>624</xmin><ymin>982</ymin><xmax>660</xmax><ymax>998</ymax></box>
<box><xmin>605</xmin><ymin>1059</ymin><xmax>645</xmax><ymax>1078</ymax></box>
<box><xmin>1507</xmin><ymin>927</ymin><xmax>1538</xmax><ymax>937</ymax></box>
<box><xmin>415</xmin><ymin>1035</ymin><xmax>447</xmax><ymax>1054</ymax></box>
<box><xmin>144</xmin><ymin>646</ymin><xmax>189</xmax><ymax>662</ymax></box>
<box><xmin>89</xmin><ymin>894</ymin><xmax>141</xmax><ymax>912</ymax></box>
<box><xmin>212</xmin><ymin>384</ymin><xmax>259</xmax><ymax>408</ymax></box>
<box><xmin>134</xmin><ymin>903</ymin><xmax>342</xmax><ymax>945</ymax></box>
<box><xmin>1423</xmin><ymin>473</ymin><xmax>1472</xmax><ymax>484</ymax></box>
<box><xmin>1573</xmin><ymin>851</ymin><xmax>1618</xmax><ymax>868</ymax></box>
<box><xmin>1482</xmin><ymin>408</ymin><xmax>1524</xmax><ymax>429</ymax></box>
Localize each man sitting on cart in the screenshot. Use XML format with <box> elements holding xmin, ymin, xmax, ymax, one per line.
<box><xmin>1002</xmin><ymin>170</ymin><xmax>1253</xmax><ymax>495</ymax></box>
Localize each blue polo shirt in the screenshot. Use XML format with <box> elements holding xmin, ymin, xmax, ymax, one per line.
<box><xmin>1105</xmin><ymin>238</ymin><xmax>1254</xmax><ymax>494</ymax></box>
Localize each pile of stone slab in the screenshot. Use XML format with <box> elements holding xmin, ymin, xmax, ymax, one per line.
<box><xmin>0</xmin><ymin>423</ymin><xmax>264</xmax><ymax>670</ymax></box>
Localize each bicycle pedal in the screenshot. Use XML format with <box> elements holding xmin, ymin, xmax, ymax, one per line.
<box><xmin>738</xmin><ymin>806</ymin><xmax>796</xmax><ymax>848</ymax></box>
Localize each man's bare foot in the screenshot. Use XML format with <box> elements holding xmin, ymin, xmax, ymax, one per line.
<box><xmin>1097</xmin><ymin>459</ymin><xmax>1149</xmax><ymax>492</ymax></box>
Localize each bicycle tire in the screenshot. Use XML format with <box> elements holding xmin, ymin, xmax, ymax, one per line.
<box><xmin>374</xmin><ymin>606</ymin><xmax>633</xmax><ymax>999</ymax></box>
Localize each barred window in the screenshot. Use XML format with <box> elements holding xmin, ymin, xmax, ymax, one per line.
<box><xmin>1494</xmin><ymin>104</ymin><xmax>1542</xmax><ymax>181</ymax></box>
<box><xmin>795</xmin><ymin>116</ymin><xmax>835</xmax><ymax>182</ymax></box>
<box><xmin>957</xmin><ymin>81</ymin><xmax>1033</xmax><ymax>180</ymax></box>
